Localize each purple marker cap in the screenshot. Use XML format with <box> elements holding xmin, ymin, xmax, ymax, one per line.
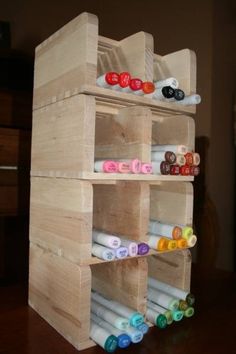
<box><xmin>137</xmin><ymin>243</ymin><xmax>150</xmax><ymax>255</ymax></box>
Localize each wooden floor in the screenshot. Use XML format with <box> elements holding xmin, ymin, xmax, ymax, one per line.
<box><xmin>0</xmin><ymin>266</ymin><xmax>235</xmax><ymax>354</ymax></box>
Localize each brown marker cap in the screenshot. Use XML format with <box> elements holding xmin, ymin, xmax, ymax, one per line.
<box><xmin>160</xmin><ymin>161</ymin><xmax>171</xmax><ymax>175</ymax></box>
<box><xmin>190</xmin><ymin>165</ymin><xmax>200</xmax><ymax>176</ymax></box>
<box><xmin>165</xmin><ymin>151</ymin><xmax>176</xmax><ymax>164</ymax></box>
<box><xmin>170</xmin><ymin>164</ymin><xmax>180</xmax><ymax>175</ymax></box>
<box><xmin>172</xmin><ymin>226</ymin><xmax>182</xmax><ymax>239</ymax></box>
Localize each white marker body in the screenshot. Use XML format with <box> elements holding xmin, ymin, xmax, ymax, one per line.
<box><xmin>91</xmin><ymin>292</ymin><xmax>136</xmax><ymax>320</ymax></box>
<box><xmin>147</xmin><ymin>234</ymin><xmax>163</xmax><ymax>249</ymax></box>
<box><xmin>120</xmin><ymin>239</ymin><xmax>138</xmax><ymax>257</ymax></box>
<box><xmin>96</xmin><ymin>74</ymin><xmax>110</xmax><ymax>88</ymax></box>
<box><xmin>92</xmin><ymin>243</ymin><xmax>115</xmax><ymax>261</ymax></box>
<box><xmin>149</xmin><ymin>220</ymin><xmax>176</xmax><ymax>238</ymax></box>
<box><xmin>90</xmin><ymin>321</ymin><xmax>113</xmax><ymax>349</ymax></box>
<box><xmin>91</xmin><ymin>313</ymin><xmax>123</xmax><ymax>337</ymax></box>
<box><xmin>186</xmin><ymin>235</ymin><xmax>197</xmax><ymax>247</ymax></box>
<box><xmin>91</xmin><ymin>301</ymin><xmax>129</xmax><ymax>330</ymax></box>
<box><xmin>147</xmin><ymin>300</ymin><xmax>167</xmax><ymax>315</ymax></box>
<box><xmin>146</xmin><ymin>308</ymin><xmax>159</xmax><ymax>325</ymax></box>
<box><xmin>115</xmin><ymin>246</ymin><xmax>128</xmax><ymax>259</ymax></box>
<box><xmin>151</xmin><ymin>151</ymin><xmax>168</xmax><ymax>161</ymax></box>
<box><xmin>148</xmin><ymin>277</ymin><xmax>188</xmax><ymax>300</ymax></box>
<box><xmin>176</xmin><ymin>94</ymin><xmax>201</xmax><ymax>105</ymax></box>
<box><xmin>151</xmin><ymin>162</ymin><xmax>163</xmax><ymax>174</ymax></box>
<box><xmin>145</xmin><ymin>88</ymin><xmax>164</xmax><ymax>100</ymax></box>
<box><xmin>154</xmin><ymin>77</ymin><xmax>179</xmax><ymax>89</ymax></box>
<box><xmin>148</xmin><ymin>287</ymin><xmax>179</xmax><ymax>310</ymax></box>
<box><xmin>151</xmin><ymin>144</ymin><xmax>189</xmax><ymax>154</ymax></box>
<box><xmin>92</xmin><ymin>230</ymin><xmax>121</xmax><ymax>249</ymax></box>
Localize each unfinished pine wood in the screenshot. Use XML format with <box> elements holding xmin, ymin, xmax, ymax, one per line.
<box><xmin>147</xmin><ymin>250</ymin><xmax>192</xmax><ymax>291</ymax></box>
<box><xmin>30</xmin><ymin>177</ymin><xmax>93</xmax><ymax>264</ymax></box>
<box><xmin>93</xmin><ymin>181</ymin><xmax>149</xmax><ymax>241</ymax></box>
<box><xmin>29</xmin><ymin>243</ymin><xmax>93</xmax><ymax>350</ymax></box>
<box><xmin>91</xmin><ymin>257</ymin><xmax>148</xmax><ymax>314</ymax></box>
<box><xmin>150</xmin><ymin>182</ymin><xmax>193</xmax><ymax>226</ymax></box>
<box><xmin>31</xmin><ymin>94</ymin><xmax>95</xmax><ymax>177</ymax></box>
<box><xmin>152</xmin><ymin>114</ymin><xmax>195</xmax><ymax>151</ymax></box>
<box><xmin>33</xmin><ymin>12</ymin><xmax>98</xmax><ymax>109</ymax></box>
<box><xmin>95</xmin><ymin>106</ymin><xmax>152</xmax><ymax>162</ymax></box>
<box><xmin>154</xmin><ymin>49</ymin><xmax>196</xmax><ymax>96</ymax></box>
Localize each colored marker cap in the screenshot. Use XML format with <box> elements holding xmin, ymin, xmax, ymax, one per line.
<box><xmin>187</xmin><ymin>235</ymin><xmax>197</xmax><ymax>247</ymax></box>
<box><xmin>186</xmin><ymin>293</ymin><xmax>195</xmax><ymax>306</ymax></box>
<box><xmin>104</xmin><ymin>335</ymin><xmax>118</xmax><ymax>353</ymax></box>
<box><xmin>117</xmin><ymin>162</ymin><xmax>131</xmax><ymax>173</ymax></box>
<box><xmin>119</xmin><ymin>72</ymin><xmax>131</xmax><ymax>88</ymax></box>
<box><xmin>190</xmin><ymin>165</ymin><xmax>200</xmax><ymax>176</ymax></box>
<box><xmin>117</xmin><ymin>334</ymin><xmax>131</xmax><ymax>348</ymax></box>
<box><xmin>156</xmin><ymin>314</ymin><xmax>167</xmax><ymax>329</ymax></box>
<box><xmin>182</xmin><ymin>226</ymin><xmax>193</xmax><ymax>238</ymax></box>
<box><xmin>170</xmin><ymin>164</ymin><xmax>180</xmax><ymax>175</ymax></box>
<box><xmin>130</xmin><ymin>159</ymin><xmax>142</xmax><ymax>173</ymax></box>
<box><xmin>185</xmin><ymin>152</ymin><xmax>194</xmax><ymax>166</ymax></box>
<box><xmin>172</xmin><ymin>310</ymin><xmax>184</xmax><ymax>321</ymax></box>
<box><xmin>169</xmin><ymin>299</ymin><xmax>180</xmax><ymax>311</ymax></box>
<box><xmin>142</xmin><ymin>82</ymin><xmax>155</xmax><ymax>94</ymax></box>
<box><xmin>137</xmin><ymin>322</ymin><xmax>149</xmax><ymax>334</ymax></box>
<box><xmin>167</xmin><ymin>240</ymin><xmax>177</xmax><ymax>250</ymax></box>
<box><xmin>103</xmin><ymin>161</ymin><xmax>118</xmax><ymax>173</ymax></box>
<box><xmin>164</xmin><ymin>310</ymin><xmax>173</xmax><ymax>325</ymax></box>
<box><xmin>141</xmin><ymin>163</ymin><xmax>153</xmax><ymax>174</ymax></box>
<box><xmin>129</xmin><ymin>78</ymin><xmax>143</xmax><ymax>91</ymax></box>
<box><xmin>177</xmin><ymin>238</ymin><xmax>188</xmax><ymax>249</ymax></box>
<box><xmin>138</xmin><ymin>243</ymin><xmax>149</xmax><ymax>255</ymax></box>
<box><xmin>172</xmin><ymin>226</ymin><xmax>182</xmax><ymax>240</ymax></box>
<box><xmin>157</xmin><ymin>238</ymin><xmax>168</xmax><ymax>251</ymax></box>
<box><xmin>130</xmin><ymin>313</ymin><xmax>144</xmax><ymax>327</ymax></box>
<box><xmin>105</xmin><ymin>72</ymin><xmax>119</xmax><ymax>85</ymax></box>
<box><xmin>179</xmin><ymin>300</ymin><xmax>189</xmax><ymax>311</ymax></box>
<box><xmin>180</xmin><ymin>165</ymin><xmax>190</xmax><ymax>176</ymax></box>
<box><xmin>174</xmin><ymin>89</ymin><xmax>185</xmax><ymax>101</ymax></box>
<box><xmin>184</xmin><ymin>307</ymin><xmax>195</xmax><ymax>318</ymax></box>
<box><xmin>162</xmin><ymin>86</ymin><xmax>175</xmax><ymax>98</ymax></box>
<box><xmin>165</xmin><ymin>151</ymin><xmax>176</xmax><ymax>164</ymax></box>
<box><xmin>160</xmin><ymin>161</ymin><xmax>171</xmax><ymax>175</ymax></box>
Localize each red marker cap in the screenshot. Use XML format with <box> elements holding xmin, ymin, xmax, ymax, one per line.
<box><xmin>170</xmin><ymin>164</ymin><xmax>180</xmax><ymax>175</ymax></box>
<box><xmin>180</xmin><ymin>165</ymin><xmax>190</xmax><ymax>176</ymax></box>
<box><xmin>190</xmin><ymin>165</ymin><xmax>200</xmax><ymax>176</ymax></box>
<box><xmin>142</xmin><ymin>82</ymin><xmax>155</xmax><ymax>94</ymax></box>
<box><xmin>105</xmin><ymin>72</ymin><xmax>119</xmax><ymax>85</ymax></box>
<box><xmin>184</xmin><ymin>152</ymin><xmax>194</xmax><ymax>166</ymax></box>
<box><xmin>129</xmin><ymin>78</ymin><xmax>143</xmax><ymax>91</ymax></box>
<box><xmin>119</xmin><ymin>72</ymin><xmax>131</xmax><ymax>88</ymax></box>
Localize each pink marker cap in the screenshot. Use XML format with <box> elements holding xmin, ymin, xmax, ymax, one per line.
<box><xmin>103</xmin><ymin>161</ymin><xmax>119</xmax><ymax>173</ymax></box>
<box><xmin>129</xmin><ymin>159</ymin><xmax>142</xmax><ymax>174</ymax></box>
<box><xmin>118</xmin><ymin>162</ymin><xmax>131</xmax><ymax>173</ymax></box>
<box><xmin>141</xmin><ymin>163</ymin><xmax>153</xmax><ymax>174</ymax></box>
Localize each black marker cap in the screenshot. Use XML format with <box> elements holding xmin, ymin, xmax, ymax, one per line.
<box><xmin>174</xmin><ymin>89</ymin><xmax>185</xmax><ymax>101</ymax></box>
<box><xmin>161</xmin><ymin>86</ymin><xmax>175</xmax><ymax>99</ymax></box>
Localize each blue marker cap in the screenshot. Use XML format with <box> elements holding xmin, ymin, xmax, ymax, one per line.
<box><xmin>137</xmin><ymin>322</ymin><xmax>149</xmax><ymax>334</ymax></box>
<box><xmin>117</xmin><ymin>334</ymin><xmax>131</xmax><ymax>348</ymax></box>
<box><xmin>129</xmin><ymin>312</ymin><xmax>144</xmax><ymax>327</ymax></box>
<box><xmin>172</xmin><ymin>310</ymin><xmax>184</xmax><ymax>322</ymax></box>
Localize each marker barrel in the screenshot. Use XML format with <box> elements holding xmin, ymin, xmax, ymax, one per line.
<box><xmin>176</xmin><ymin>94</ymin><xmax>201</xmax><ymax>105</ymax></box>
<box><xmin>147</xmin><ymin>300</ymin><xmax>173</xmax><ymax>325</ymax></box>
<box><xmin>94</xmin><ymin>160</ymin><xmax>118</xmax><ymax>173</ymax></box>
<box><xmin>148</xmin><ymin>234</ymin><xmax>168</xmax><ymax>251</ymax></box>
<box><xmin>91</xmin><ymin>301</ymin><xmax>130</xmax><ymax>330</ymax></box>
<box><xmin>149</xmin><ymin>220</ymin><xmax>182</xmax><ymax>240</ymax></box>
<box><xmin>120</xmin><ymin>238</ymin><xmax>138</xmax><ymax>257</ymax></box>
<box><xmin>91</xmin><ymin>291</ymin><xmax>144</xmax><ymax>327</ymax></box>
<box><xmin>90</xmin><ymin>321</ymin><xmax>118</xmax><ymax>353</ymax></box>
<box><xmin>151</xmin><ymin>144</ymin><xmax>189</xmax><ymax>154</ymax></box>
<box><xmin>92</xmin><ymin>243</ymin><xmax>115</xmax><ymax>261</ymax></box>
<box><xmin>148</xmin><ymin>287</ymin><xmax>179</xmax><ymax>311</ymax></box>
<box><xmin>146</xmin><ymin>308</ymin><xmax>167</xmax><ymax>328</ymax></box>
<box><xmin>154</xmin><ymin>77</ymin><xmax>179</xmax><ymax>89</ymax></box>
<box><xmin>92</xmin><ymin>230</ymin><xmax>121</xmax><ymax>249</ymax></box>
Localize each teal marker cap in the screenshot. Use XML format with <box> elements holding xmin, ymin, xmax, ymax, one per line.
<box><xmin>169</xmin><ymin>299</ymin><xmax>180</xmax><ymax>311</ymax></box>
<box><xmin>117</xmin><ymin>334</ymin><xmax>131</xmax><ymax>348</ymax></box>
<box><xmin>156</xmin><ymin>314</ymin><xmax>167</xmax><ymax>329</ymax></box>
<box><xmin>172</xmin><ymin>310</ymin><xmax>184</xmax><ymax>322</ymax></box>
<box><xmin>186</xmin><ymin>293</ymin><xmax>195</xmax><ymax>306</ymax></box>
<box><xmin>129</xmin><ymin>312</ymin><xmax>144</xmax><ymax>327</ymax></box>
<box><xmin>104</xmin><ymin>335</ymin><xmax>118</xmax><ymax>353</ymax></box>
<box><xmin>184</xmin><ymin>307</ymin><xmax>195</xmax><ymax>318</ymax></box>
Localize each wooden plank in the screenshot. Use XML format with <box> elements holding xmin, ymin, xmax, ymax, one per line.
<box><xmin>91</xmin><ymin>257</ymin><xmax>148</xmax><ymax>314</ymax></box>
<box><xmin>147</xmin><ymin>250</ymin><xmax>192</xmax><ymax>291</ymax></box>
<box><xmin>33</xmin><ymin>12</ymin><xmax>98</xmax><ymax>109</ymax></box>
<box><xmin>95</xmin><ymin>106</ymin><xmax>152</xmax><ymax>162</ymax></box>
<box><xmin>31</xmin><ymin>95</ymin><xmax>95</xmax><ymax>176</ymax></box>
<box><xmin>30</xmin><ymin>177</ymin><xmax>93</xmax><ymax>263</ymax></box>
<box><xmin>28</xmin><ymin>243</ymin><xmax>93</xmax><ymax>350</ymax></box>
<box><xmin>150</xmin><ymin>182</ymin><xmax>193</xmax><ymax>226</ymax></box>
<box><xmin>93</xmin><ymin>182</ymin><xmax>150</xmax><ymax>241</ymax></box>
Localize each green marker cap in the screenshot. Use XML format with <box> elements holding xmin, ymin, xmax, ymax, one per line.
<box><xmin>164</xmin><ymin>310</ymin><xmax>173</xmax><ymax>325</ymax></box>
<box><xmin>130</xmin><ymin>312</ymin><xmax>144</xmax><ymax>327</ymax></box>
<box><xmin>172</xmin><ymin>310</ymin><xmax>184</xmax><ymax>322</ymax></box>
<box><xmin>179</xmin><ymin>299</ymin><xmax>188</xmax><ymax>311</ymax></box>
<box><xmin>184</xmin><ymin>307</ymin><xmax>195</xmax><ymax>318</ymax></box>
<box><xmin>186</xmin><ymin>293</ymin><xmax>195</xmax><ymax>306</ymax></box>
<box><xmin>104</xmin><ymin>335</ymin><xmax>118</xmax><ymax>353</ymax></box>
<box><xmin>156</xmin><ymin>314</ymin><xmax>167</xmax><ymax>329</ymax></box>
<box><xmin>169</xmin><ymin>299</ymin><xmax>179</xmax><ymax>311</ymax></box>
<box><xmin>182</xmin><ymin>226</ymin><xmax>193</xmax><ymax>238</ymax></box>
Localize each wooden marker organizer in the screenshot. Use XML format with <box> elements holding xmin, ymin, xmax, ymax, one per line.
<box><xmin>29</xmin><ymin>12</ymin><xmax>196</xmax><ymax>350</ymax></box>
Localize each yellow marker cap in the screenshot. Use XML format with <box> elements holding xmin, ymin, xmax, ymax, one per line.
<box><xmin>157</xmin><ymin>238</ymin><xmax>168</xmax><ymax>251</ymax></box>
<box><xmin>172</xmin><ymin>226</ymin><xmax>182</xmax><ymax>240</ymax></box>
<box><xmin>177</xmin><ymin>238</ymin><xmax>188</xmax><ymax>249</ymax></box>
<box><xmin>182</xmin><ymin>226</ymin><xmax>193</xmax><ymax>238</ymax></box>
<box><xmin>167</xmin><ymin>240</ymin><xmax>177</xmax><ymax>250</ymax></box>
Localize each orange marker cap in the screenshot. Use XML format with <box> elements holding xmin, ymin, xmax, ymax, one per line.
<box><xmin>142</xmin><ymin>82</ymin><xmax>155</xmax><ymax>94</ymax></box>
<box><xmin>157</xmin><ymin>238</ymin><xmax>168</xmax><ymax>251</ymax></box>
<box><xmin>172</xmin><ymin>226</ymin><xmax>182</xmax><ymax>240</ymax></box>
<box><xmin>177</xmin><ymin>238</ymin><xmax>188</xmax><ymax>249</ymax></box>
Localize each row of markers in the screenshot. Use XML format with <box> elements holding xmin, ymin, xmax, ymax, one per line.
<box><xmin>96</xmin><ymin>72</ymin><xmax>201</xmax><ymax>106</ymax></box>
<box><xmin>90</xmin><ymin>278</ymin><xmax>195</xmax><ymax>352</ymax></box>
<box><xmin>92</xmin><ymin>222</ymin><xmax>196</xmax><ymax>261</ymax></box>
<box><xmin>94</xmin><ymin>144</ymin><xmax>200</xmax><ymax>176</ymax></box>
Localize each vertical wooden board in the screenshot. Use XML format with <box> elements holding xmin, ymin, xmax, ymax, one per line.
<box><xmin>147</xmin><ymin>250</ymin><xmax>192</xmax><ymax>291</ymax></box>
<box><xmin>29</xmin><ymin>243</ymin><xmax>92</xmax><ymax>350</ymax></box>
<box><xmin>95</xmin><ymin>106</ymin><xmax>152</xmax><ymax>161</ymax></box>
<box><xmin>152</xmin><ymin>114</ymin><xmax>195</xmax><ymax>151</ymax></box>
<box><xmin>154</xmin><ymin>49</ymin><xmax>196</xmax><ymax>95</ymax></box>
<box><xmin>150</xmin><ymin>182</ymin><xmax>193</xmax><ymax>226</ymax></box>
<box><xmin>97</xmin><ymin>32</ymin><xmax>154</xmax><ymax>81</ymax></box>
<box><xmin>31</xmin><ymin>95</ymin><xmax>95</xmax><ymax>177</ymax></box>
<box><xmin>91</xmin><ymin>257</ymin><xmax>148</xmax><ymax>314</ymax></box>
<box><xmin>0</xmin><ymin>186</ymin><xmax>18</xmax><ymax>216</ymax></box>
<box><xmin>30</xmin><ymin>177</ymin><xmax>93</xmax><ymax>263</ymax></box>
<box><xmin>33</xmin><ymin>12</ymin><xmax>98</xmax><ymax>109</ymax></box>
<box><xmin>93</xmin><ymin>182</ymin><xmax>150</xmax><ymax>241</ymax></box>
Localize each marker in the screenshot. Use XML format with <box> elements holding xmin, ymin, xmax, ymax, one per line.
<box><xmin>137</xmin><ymin>242</ymin><xmax>150</xmax><ymax>255</ymax></box>
<box><xmin>91</xmin><ymin>291</ymin><xmax>144</xmax><ymax>328</ymax></box>
<box><xmin>185</xmin><ymin>234</ymin><xmax>197</xmax><ymax>247</ymax></box>
<box><xmin>91</xmin><ymin>314</ymin><xmax>131</xmax><ymax>349</ymax></box>
<box><xmin>148</xmin><ymin>234</ymin><xmax>169</xmax><ymax>251</ymax></box>
<box><xmin>112</xmin><ymin>72</ymin><xmax>131</xmax><ymax>90</ymax></box>
<box><xmin>185</xmin><ymin>152</ymin><xmax>194</xmax><ymax>166</ymax></box>
<box><xmin>176</xmin><ymin>238</ymin><xmax>188</xmax><ymax>249</ymax></box>
<box><xmin>167</xmin><ymin>239</ymin><xmax>177</xmax><ymax>250</ymax></box>
<box><xmin>136</xmin><ymin>322</ymin><xmax>149</xmax><ymax>334</ymax></box>
<box><xmin>90</xmin><ymin>321</ymin><xmax>118</xmax><ymax>352</ymax></box>
<box><xmin>141</xmin><ymin>163</ymin><xmax>153</xmax><ymax>174</ymax></box>
<box><xmin>170</xmin><ymin>164</ymin><xmax>180</xmax><ymax>175</ymax></box>
<box><xmin>149</xmin><ymin>220</ymin><xmax>182</xmax><ymax>240</ymax></box>
<box><xmin>115</xmin><ymin>246</ymin><xmax>129</xmax><ymax>259</ymax></box>
<box><xmin>162</xmin><ymin>86</ymin><xmax>176</xmax><ymax>99</ymax></box>
<box><xmin>178</xmin><ymin>300</ymin><xmax>189</xmax><ymax>311</ymax></box>
<box><xmin>154</xmin><ymin>77</ymin><xmax>179</xmax><ymax>90</ymax></box>
<box><xmin>121</xmin><ymin>78</ymin><xmax>143</xmax><ymax>93</ymax></box>
<box><xmin>148</xmin><ymin>287</ymin><xmax>180</xmax><ymax>311</ymax></box>
<box><xmin>92</xmin><ymin>243</ymin><xmax>115</xmax><ymax>261</ymax></box>
<box><xmin>176</xmin><ymin>154</ymin><xmax>186</xmax><ymax>166</ymax></box>
<box><xmin>120</xmin><ymin>239</ymin><xmax>138</xmax><ymax>257</ymax></box>
<box><xmin>190</xmin><ymin>165</ymin><xmax>200</xmax><ymax>176</ymax></box>
<box><xmin>184</xmin><ymin>307</ymin><xmax>195</xmax><ymax>318</ymax></box>
<box><xmin>151</xmin><ymin>144</ymin><xmax>189</xmax><ymax>155</ymax></box>
<box><xmin>146</xmin><ymin>308</ymin><xmax>167</xmax><ymax>329</ymax></box>
<box><xmin>124</xmin><ymin>326</ymin><xmax>143</xmax><ymax>343</ymax></box>
<box><xmin>94</xmin><ymin>160</ymin><xmax>118</xmax><ymax>173</ymax></box>
<box><xmin>193</xmin><ymin>153</ymin><xmax>200</xmax><ymax>166</ymax></box>
<box><xmin>91</xmin><ymin>301</ymin><xmax>130</xmax><ymax>330</ymax></box>
<box><xmin>180</xmin><ymin>165</ymin><xmax>190</xmax><ymax>176</ymax></box>
<box><xmin>121</xmin><ymin>159</ymin><xmax>142</xmax><ymax>173</ymax></box>
<box><xmin>151</xmin><ymin>151</ymin><xmax>176</xmax><ymax>164</ymax></box>
<box><xmin>96</xmin><ymin>72</ymin><xmax>119</xmax><ymax>88</ymax></box>
<box><xmin>174</xmin><ymin>88</ymin><xmax>185</xmax><ymax>101</ymax></box>
<box><xmin>92</xmin><ymin>230</ymin><xmax>121</xmax><ymax>249</ymax></box>
<box><xmin>148</xmin><ymin>277</ymin><xmax>195</xmax><ymax>306</ymax></box>
<box><xmin>147</xmin><ymin>300</ymin><xmax>173</xmax><ymax>325</ymax></box>
<box><xmin>176</xmin><ymin>94</ymin><xmax>201</xmax><ymax>105</ymax></box>
<box><xmin>176</xmin><ymin>225</ymin><xmax>193</xmax><ymax>238</ymax></box>
<box><xmin>117</xmin><ymin>162</ymin><xmax>131</xmax><ymax>173</ymax></box>
<box><xmin>134</xmin><ymin>81</ymin><xmax>155</xmax><ymax>95</ymax></box>
<box><xmin>152</xmin><ymin>161</ymin><xmax>171</xmax><ymax>175</ymax></box>
<box><xmin>172</xmin><ymin>310</ymin><xmax>184</xmax><ymax>321</ymax></box>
